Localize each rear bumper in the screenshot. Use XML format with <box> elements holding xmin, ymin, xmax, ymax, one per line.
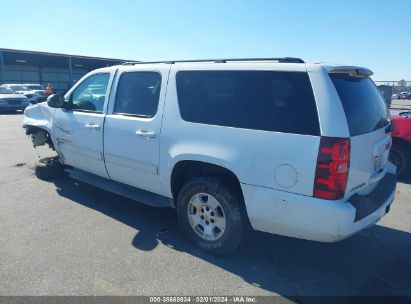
<box><xmin>241</xmin><ymin>171</ymin><xmax>396</xmax><ymax>242</ymax></box>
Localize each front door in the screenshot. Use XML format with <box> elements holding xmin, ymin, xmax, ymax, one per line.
<box><xmin>53</xmin><ymin>71</ymin><xmax>114</xmax><ymax>178</ymax></box>
<box><xmin>104</xmin><ymin>66</ymin><xmax>170</xmax><ymax>195</ymax></box>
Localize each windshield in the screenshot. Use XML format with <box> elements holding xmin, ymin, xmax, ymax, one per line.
<box><xmin>9</xmin><ymin>85</ymin><xmax>29</xmax><ymax>91</ymax></box>
<box><xmin>27</xmin><ymin>85</ymin><xmax>46</xmax><ymax>90</ymax></box>
<box><xmin>330</xmin><ymin>74</ymin><xmax>390</xmax><ymax>136</ymax></box>
<box><xmin>0</xmin><ymin>87</ymin><xmax>15</xmax><ymax>94</ymax></box>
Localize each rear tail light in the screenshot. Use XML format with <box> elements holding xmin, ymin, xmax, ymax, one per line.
<box><xmin>313</xmin><ymin>137</ymin><xmax>350</xmax><ymax>200</ymax></box>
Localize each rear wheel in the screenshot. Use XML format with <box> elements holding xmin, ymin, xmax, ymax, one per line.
<box><xmin>177</xmin><ymin>177</ymin><xmax>246</xmax><ymax>255</ymax></box>
<box><xmin>389</xmin><ymin>143</ymin><xmax>411</xmax><ymax>178</ymax></box>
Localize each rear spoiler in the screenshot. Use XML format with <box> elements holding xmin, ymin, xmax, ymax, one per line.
<box><xmin>329</xmin><ymin>66</ymin><xmax>373</xmax><ymax>77</ymax></box>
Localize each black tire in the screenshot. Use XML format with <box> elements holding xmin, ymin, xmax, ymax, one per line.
<box><xmin>34</xmin><ymin>156</ymin><xmax>66</xmax><ymax>180</ymax></box>
<box><xmin>177</xmin><ymin>177</ymin><xmax>246</xmax><ymax>256</ymax></box>
<box><xmin>389</xmin><ymin>143</ymin><xmax>411</xmax><ymax>179</ymax></box>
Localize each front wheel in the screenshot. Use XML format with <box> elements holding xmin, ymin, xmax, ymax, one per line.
<box><xmin>34</xmin><ymin>156</ymin><xmax>66</xmax><ymax>180</ymax></box>
<box><xmin>177</xmin><ymin>177</ymin><xmax>246</xmax><ymax>255</ymax></box>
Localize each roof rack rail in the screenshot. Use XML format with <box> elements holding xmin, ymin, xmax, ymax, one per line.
<box><xmin>122</xmin><ymin>61</ymin><xmax>140</xmax><ymax>65</ymax></box>
<box><xmin>123</xmin><ymin>57</ymin><xmax>305</xmax><ymax>65</ymax></box>
<box><xmin>214</xmin><ymin>57</ymin><xmax>305</xmax><ymax>64</ymax></box>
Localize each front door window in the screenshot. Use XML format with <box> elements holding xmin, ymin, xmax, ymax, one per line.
<box><xmin>71</xmin><ymin>73</ymin><xmax>110</xmax><ymax>113</ymax></box>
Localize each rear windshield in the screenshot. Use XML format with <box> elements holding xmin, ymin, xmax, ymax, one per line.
<box><xmin>176</xmin><ymin>71</ymin><xmax>320</xmax><ymax>136</ymax></box>
<box><xmin>330</xmin><ymin>74</ymin><xmax>390</xmax><ymax>136</ymax></box>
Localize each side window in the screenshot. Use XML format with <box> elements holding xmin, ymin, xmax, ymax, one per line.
<box><xmin>176</xmin><ymin>71</ymin><xmax>320</xmax><ymax>135</ymax></box>
<box><xmin>71</xmin><ymin>73</ymin><xmax>110</xmax><ymax>113</ymax></box>
<box><xmin>114</xmin><ymin>72</ymin><xmax>162</xmax><ymax>117</ymax></box>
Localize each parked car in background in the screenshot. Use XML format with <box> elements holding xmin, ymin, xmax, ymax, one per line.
<box><xmin>1</xmin><ymin>84</ymin><xmax>46</xmax><ymax>104</ymax></box>
<box><xmin>0</xmin><ymin>86</ymin><xmax>30</xmax><ymax>111</ymax></box>
<box><xmin>1</xmin><ymin>84</ymin><xmax>29</xmax><ymax>94</ymax></box>
<box><xmin>398</xmin><ymin>92</ymin><xmax>411</xmax><ymax>100</ymax></box>
<box><xmin>391</xmin><ymin>93</ymin><xmax>399</xmax><ymax>100</ymax></box>
<box><xmin>390</xmin><ymin>111</ymin><xmax>411</xmax><ymax>178</ymax></box>
<box><xmin>23</xmin><ymin>84</ymin><xmax>47</xmax><ymax>102</ymax></box>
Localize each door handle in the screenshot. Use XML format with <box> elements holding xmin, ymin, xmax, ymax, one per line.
<box><xmin>84</xmin><ymin>123</ymin><xmax>100</xmax><ymax>131</ymax></box>
<box><xmin>136</xmin><ymin>130</ymin><xmax>156</xmax><ymax>139</ymax></box>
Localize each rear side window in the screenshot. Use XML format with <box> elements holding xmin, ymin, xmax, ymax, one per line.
<box><xmin>330</xmin><ymin>74</ymin><xmax>390</xmax><ymax>136</ymax></box>
<box><xmin>176</xmin><ymin>71</ymin><xmax>320</xmax><ymax>135</ymax></box>
<box><xmin>114</xmin><ymin>72</ymin><xmax>161</xmax><ymax>117</ymax></box>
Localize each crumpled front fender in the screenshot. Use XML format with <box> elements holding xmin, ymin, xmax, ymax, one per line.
<box><xmin>22</xmin><ymin>102</ymin><xmax>61</xmax><ymax>153</ymax></box>
<box><xmin>22</xmin><ymin>102</ymin><xmax>56</xmax><ymax>134</ymax></box>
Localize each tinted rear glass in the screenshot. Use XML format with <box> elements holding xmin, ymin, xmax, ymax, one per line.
<box><xmin>114</xmin><ymin>72</ymin><xmax>161</xmax><ymax>117</ymax></box>
<box><xmin>330</xmin><ymin>74</ymin><xmax>390</xmax><ymax>136</ymax></box>
<box><xmin>176</xmin><ymin>71</ymin><xmax>320</xmax><ymax>135</ymax></box>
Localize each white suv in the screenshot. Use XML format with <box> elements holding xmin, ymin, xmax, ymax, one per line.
<box><xmin>22</xmin><ymin>58</ymin><xmax>397</xmax><ymax>255</ymax></box>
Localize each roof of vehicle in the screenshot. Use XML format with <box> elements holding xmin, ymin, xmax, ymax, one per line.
<box><xmin>121</xmin><ymin>57</ymin><xmax>306</xmax><ymax>65</ymax></box>
<box><xmin>118</xmin><ymin>58</ymin><xmax>372</xmax><ymax>74</ymax></box>
<box><xmin>88</xmin><ymin>58</ymin><xmax>373</xmax><ymax>78</ymax></box>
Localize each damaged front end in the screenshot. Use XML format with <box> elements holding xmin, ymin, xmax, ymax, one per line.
<box><xmin>25</xmin><ymin>127</ymin><xmax>55</xmax><ymax>149</ymax></box>
<box><xmin>22</xmin><ymin>102</ymin><xmax>57</xmax><ymax>149</ymax></box>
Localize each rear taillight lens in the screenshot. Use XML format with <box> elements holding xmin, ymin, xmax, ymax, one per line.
<box><xmin>313</xmin><ymin>137</ymin><xmax>350</xmax><ymax>200</ymax></box>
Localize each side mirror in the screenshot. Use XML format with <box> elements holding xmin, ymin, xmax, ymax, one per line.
<box><xmin>47</xmin><ymin>94</ymin><xmax>66</xmax><ymax>108</ymax></box>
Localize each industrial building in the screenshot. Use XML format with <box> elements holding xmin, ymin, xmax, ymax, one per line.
<box><xmin>0</xmin><ymin>48</ymin><xmax>131</xmax><ymax>92</ymax></box>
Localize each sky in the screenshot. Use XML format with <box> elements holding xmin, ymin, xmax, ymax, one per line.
<box><xmin>0</xmin><ymin>0</ymin><xmax>410</xmax><ymax>80</ymax></box>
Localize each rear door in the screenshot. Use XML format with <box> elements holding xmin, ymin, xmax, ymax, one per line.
<box><xmin>103</xmin><ymin>65</ymin><xmax>170</xmax><ymax>195</ymax></box>
<box><xmin>329</xmin><ymin>72</ymin><xmax>392</xmax><ymax>197</ymax></box>
<box><xmin>163</xmin><ymin>66</ymin><xmax>322</xmax><ymax>197</ymax></box>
